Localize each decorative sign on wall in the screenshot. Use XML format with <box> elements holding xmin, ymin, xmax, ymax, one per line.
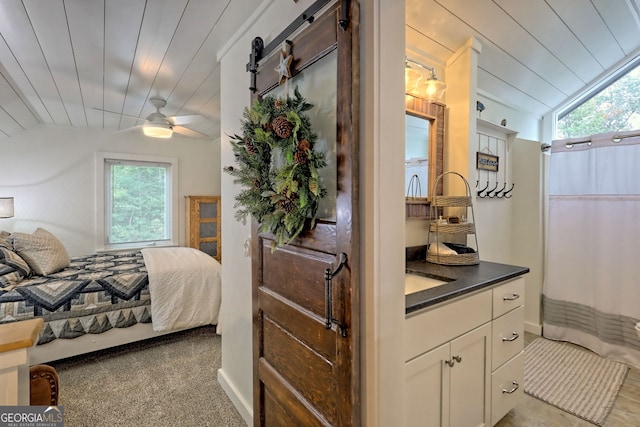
<box><xmin>476</xmin><ymin>152</ymin><xmax>499</xmax><ymax>172</ymax></box>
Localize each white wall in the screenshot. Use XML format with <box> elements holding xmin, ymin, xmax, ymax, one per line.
<box><xmin>511</xmin><ymin>138</ymin><xmax>545</xmax><ymax>333</ymax></box>
<box><xmin>361</xmin><ymin>1</ymin><xmax>407</xmax><ymax>425</ymax></box>
<box><xmin>0</xmin><ymin>124</ymin><xmax>219</xmax><ymax>256</ymax></box>
<box><xmin>476</xmin><ymin>93</ymin><xmax>541</xmax><ymax>142</ymax></box>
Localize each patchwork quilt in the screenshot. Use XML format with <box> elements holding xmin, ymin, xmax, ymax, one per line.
<box><xmin>0</xmin><ymin>251</ymin><xmax>152</xmax><ymax>344</ymax></box>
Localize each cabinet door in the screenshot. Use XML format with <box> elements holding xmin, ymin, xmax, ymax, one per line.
<box><xmin>405</xmin><ymin>343</ymin><xmax>450</xmax><ymax>427</ymax></box>
<box><xmin>450</xmin><ymin>323</ymin><xmax>491</xmax><ymax>427</ymax></box>
<box><xmin>186</xmin><ymin>196</ymin><xmax>221</xmax><ymax>262</ymax></box>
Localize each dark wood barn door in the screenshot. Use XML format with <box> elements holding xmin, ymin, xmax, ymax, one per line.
<box><xmin>251</xmin><ymin>2</ymin><xmax>359</xmax><ymax>426</ymax></box>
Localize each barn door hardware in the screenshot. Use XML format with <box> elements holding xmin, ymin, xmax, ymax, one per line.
<box><xmin>247</xmin><ymin>37</ymin><xmax>264</xmax><ymax>92</ymax></box>
<box><xmin>339</xmin><ymin>0</ymin><xmax>351</xmax><ymax>30</ymax></box>
<box><xmin>246</xmin><ymin>0</ymin><xmax>332</xmax><ymax>92</ymax></box>
<box><xmin>325</xmin><ymin>252</ymin><xmax>348</xmax><ymax>337</ymax></box>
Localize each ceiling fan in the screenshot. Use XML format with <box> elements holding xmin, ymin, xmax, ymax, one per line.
<box><xmin>95</xmin><ymin>97</ymin><xmax>205</xmax><ymax>138</ymax></box>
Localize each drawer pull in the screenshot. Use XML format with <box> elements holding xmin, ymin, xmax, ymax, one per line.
<box><xmin>503</xmin><ymin>293</ymin><xmax>520</xmax><ymax>301</ymax></box>
<box><xmin>452</xmin><ymin>355</ymin><xmax>462</xmax><ymax>363</ymax></box>
<box><xmin>502</xmin><ymin>381</ymin><xmax>519</xmax><ymax>394</ymax></box>
<box><xmin>502</xmin><ymin>332</ymin><xmax>519</xmax><ymax>342</ymax></box>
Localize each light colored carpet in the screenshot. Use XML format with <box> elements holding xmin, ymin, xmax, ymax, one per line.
<box><xmin>524</xmin><ymin>337</ymin><xmax>629</xmax><ymax>426</ymax></box>
<box><xmin>50</xmin><ymin>326</ymin><xmax>247</xmax><ymax>427</ymax></box>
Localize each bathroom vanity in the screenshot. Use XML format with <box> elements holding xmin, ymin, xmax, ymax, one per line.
<box><xmin>404</xmin><ymin>258</ymin><xmax>529</xmax><ymax>426</ymax></box>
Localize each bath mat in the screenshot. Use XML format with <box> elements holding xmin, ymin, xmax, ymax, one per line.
<box><xmin>524</xmin><ymin>337</ymin><xmax>628</xmax><ymax>426</ymax></box>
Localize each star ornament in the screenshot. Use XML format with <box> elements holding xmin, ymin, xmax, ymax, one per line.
<box><xmin>275</xmin><ymin>50</ymin><xmax>293</xmax><ymax>85</ymax></box>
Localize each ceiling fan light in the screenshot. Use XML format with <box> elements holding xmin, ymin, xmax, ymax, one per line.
<box><xmin>143</xmin><ymin>121</ymin><xmax>173</xmax><ymax>138</ymax></box>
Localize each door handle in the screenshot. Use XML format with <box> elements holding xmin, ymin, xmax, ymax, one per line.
<box><xmin>324</xmin><ymin>253</ymin><xmax>348</xmax><ymax>337</ymax></box>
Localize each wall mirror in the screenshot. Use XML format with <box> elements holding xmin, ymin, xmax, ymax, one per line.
<box><xmin>405</xmin><ymin>96</ymin><xmax>446</xmax><ymax>218</ymax></box>
<box><xmin>405</xmin><ymin>113</ymin><xmax>430</xmax><ymax>198</ymax></box>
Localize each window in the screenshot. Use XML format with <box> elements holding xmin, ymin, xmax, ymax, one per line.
<box><xmin>97</xmin><ymin>153</ymin><xmax>178</xmax><ymax>251</ymax></box>
<box><xmin>556</xmin><ymin>59</ymin><xmax>640</xmax><ymax>139</ymax></box>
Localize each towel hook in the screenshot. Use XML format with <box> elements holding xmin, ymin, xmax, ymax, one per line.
<box><xmin>486</xmin><ymin>181</ymin><xmax>500</xmax><ymax>198</ymax></box>
<box><xmin>494</xmin><ymin>182</ymin><xmax>508</xmax><ymax>198</ymax></box>
<box><xmin>477</xmin><ymin>180</ymin><xmax>490</xmax><ymax>198</ymax></box>
<box><xmin>502</xmin><ymin>183</ymin><xmax>515</xmax><ymax>198</ymax></box>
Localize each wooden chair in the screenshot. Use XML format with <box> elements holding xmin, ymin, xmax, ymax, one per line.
<box><xmin>29</xmin><ymin>364</ymin><xmax>59</xmax><ymax>406</ymax></box>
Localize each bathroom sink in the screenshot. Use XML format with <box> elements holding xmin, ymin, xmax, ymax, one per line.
<box><xmin>405</xmin><ymin>272</ymin><xmax>452</xmax><ymax>295</ymax></box>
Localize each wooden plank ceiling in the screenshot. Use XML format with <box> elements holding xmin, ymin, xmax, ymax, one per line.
<box><xmin>1</xmin><ymin>0</ymin><xmax>640</xmax><ymax>141</ymax></box>
<box><xmin>0</xmin><ymin>0</ymin><xmax>261</xmax><ymax>141</ymax></box>
<box><xmin>406</xmin><ymin>0</ymin><xmax>640</xmax><ymax>118</ymax></box>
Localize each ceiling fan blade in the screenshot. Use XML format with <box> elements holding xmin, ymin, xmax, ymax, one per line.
<box><xmin>93</xmin><ymin>107</ymin><xmax>145</xmax><ymax>121</ymax></box>
<box><xmin>167</xmin><ymin>114</ymin><xmax>203</xmax><ymax>125</ymax></box>
<box><xmin>173</xmin><ymin>125</ymin><xmax>208</xmax><ymax>138</ymax></box>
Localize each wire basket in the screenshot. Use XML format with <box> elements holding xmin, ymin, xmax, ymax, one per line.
<box><xmin>427</xmin><ymin>171</ymin><xmax>480</xmax><ymax>266</ymax></box>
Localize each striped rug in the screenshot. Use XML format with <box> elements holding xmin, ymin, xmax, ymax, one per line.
<box><xmin>524</xmin><ymin>337</ymin><xmax>629</xmax><ymax>426</ymax></box>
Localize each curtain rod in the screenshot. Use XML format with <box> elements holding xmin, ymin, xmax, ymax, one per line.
<box><xmin>540</xmin><ymin>131</ymin><xmax>640</xmax><ymax>152</ymax></box>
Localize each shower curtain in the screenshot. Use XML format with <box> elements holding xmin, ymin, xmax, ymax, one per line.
<box><xmin>543</xmin><ymin>130</ymin><xmax>640</xmax><ymax>368</ymax></box>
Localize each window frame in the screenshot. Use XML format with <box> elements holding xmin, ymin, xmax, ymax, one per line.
<box><xmin>96</xmin><ymin>152</ymin><xmax>179</xmax><ymax>252</ymax></box>
<box><xmin>554</xmin><ymin>55</ymin><xmax>640</xmax><ymax>138</ymax></box>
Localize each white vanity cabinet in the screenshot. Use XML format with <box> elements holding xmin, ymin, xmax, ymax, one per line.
<box><xmin>404</xmin><ymin>275</ymin><xmax>526</xmax><ymax>427</ymax></box>
<box><xmin>490</xmin><ymin>277</ymin><xmax>525</xmax><ymax>425</ymax></box>
<box><xmin>405</xmin><ymin>289</ymin><xmax>492</xmax><ymax>427</ymax></box>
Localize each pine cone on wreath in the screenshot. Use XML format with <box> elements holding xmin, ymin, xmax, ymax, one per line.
<box><xmin>278</xmin><ymin>197</ymin><xmax>297</xmax><ymax>214</ymax></box>
<box><xmin>294</xmin><ymin>150</ymin><xmax>308</xmax><ymax>165</ymax></box>
<box><xmin>297</xmin><ymin>139</ymin><xmax>310</xmax><ymax>152</ymax></box>
<box><xmin>245</xmin><ymin>139</ymin><xmax>259</xmax><ymax>155</ymax></box>
<box><xmin>274</xmin><ymin>99</ymin><xmax>284</xmax><ymax>109</ymax></box>
<box><xmin>272</xmin><ymin>116</ymin><xmax>293</xmax><ymax>138</ymax></box>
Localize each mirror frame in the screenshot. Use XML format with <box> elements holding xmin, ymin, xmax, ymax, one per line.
<box><xmin>405</xmin><ymin>96</ymin><xmax>446</xmax><ymax>210</ymax></box>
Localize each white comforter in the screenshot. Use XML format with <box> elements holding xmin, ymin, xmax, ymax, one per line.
<box><xmin>141</xmin><ymin>247</ymin><xmax>221</xmax><ymax>332</ymax></box>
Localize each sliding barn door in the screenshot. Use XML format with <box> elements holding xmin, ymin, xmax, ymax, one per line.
<box><xmin>251</xmin><ymin>2</ymin><xmax>359</xmax><ymax>426</ymax></box>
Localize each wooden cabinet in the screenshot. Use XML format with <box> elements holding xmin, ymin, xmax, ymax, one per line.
<box><xmin>185</xmin><ymin>196</ymin><xmax>221</xmax><ymax>263</ymax></box>
<box><xmin>404</xmin><ymin>276</ymin><xmax>526</xmax><ymax>427</ymax></box>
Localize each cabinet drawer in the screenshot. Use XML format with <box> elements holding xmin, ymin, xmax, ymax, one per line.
<box><xmin>492</xmin><ymin>306</ymin><xmax>524</xmax><ymax>369</ymax></box>
<box><xmin>405</xmin><ymin>290</ymin><xmax>492</xmax><ymax>362</ymax></box>
<box><xmin>491</xmin><ymin>351</ymin><xmax>524</xmax><ymax>426</ymax></box>
<box><xmin>492</xmin><ymin>277</ymin><xmax>525</xmax><ymax>318</ymax></box>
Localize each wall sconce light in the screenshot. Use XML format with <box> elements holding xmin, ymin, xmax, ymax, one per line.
<box><xmin>405</xmin><ymin>58</ymin><xmax>447</xmax><ymax>102</ymax></box>
<box><xmin>0</xmin><ymin>197</ymin><xmax>14</xmax><ymax>218</ymax></box>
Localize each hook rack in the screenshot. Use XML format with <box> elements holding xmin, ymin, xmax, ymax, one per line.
<box><xmin>475</xmin><ymin>130</ymin><xmax>516</xmax><ymax>199</ymax></box>
<box><xmin>476</xmin><ymin>178</ymin><xmax>516</xmax><ymax>199</ymax></box>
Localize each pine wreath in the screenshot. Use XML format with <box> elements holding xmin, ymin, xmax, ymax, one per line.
<box><xmin>225</xmin><ymin>87</ymin><xmax>327</xmax><ymax>248</ymax></box>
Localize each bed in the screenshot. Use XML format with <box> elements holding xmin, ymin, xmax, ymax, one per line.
<box><xmin>0</xmin><ymin>228</ymin><xmax>221</xmax><ymax>364</ymax></box>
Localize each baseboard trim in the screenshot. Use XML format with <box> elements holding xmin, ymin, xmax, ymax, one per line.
<box><xmin>525</xmin><ymin>321</ymin><xmax>542</xmax><ymax>335</ymax></box>
<box><xmin>218</xmin><ymin>368</ymin><xmax>252</xmax><ymax>425</ymax></box>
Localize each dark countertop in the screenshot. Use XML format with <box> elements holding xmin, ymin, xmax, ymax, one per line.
<box><xmin>405</xmin><ymin>260</ymin><xmax>529</xmax><ymax>314</ymax></box>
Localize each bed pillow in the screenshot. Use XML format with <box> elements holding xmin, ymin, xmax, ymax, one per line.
<box><xmin>11</xmin><ymin>228</ymin><xmax>70</xmax><ymax>275</ymax></box>
<box><xmin>0</xmin><ymin>247</ymin><xmax>31</xmax><ymax>288</ymax></box>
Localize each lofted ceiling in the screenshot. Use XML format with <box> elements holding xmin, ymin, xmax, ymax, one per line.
<box><xmin>406</xmin><ymin>0</ymin><xmax>640</xmax><ymax>118</ymax></box>
<box><xmin>0</xmin><ymin>0</ymin><xmax>261</xmax><ymax>141</ymax></box>
<box><xmin>1</xmin><ymin>1</ymin><xmax>640</xmax><ymax>142</ymax></box>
